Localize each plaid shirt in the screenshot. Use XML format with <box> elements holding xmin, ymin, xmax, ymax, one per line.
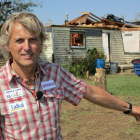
<box><xmin>0</xmin><ymin>59</ymin><xmax>87</xmax><ymax>140</ymax></box>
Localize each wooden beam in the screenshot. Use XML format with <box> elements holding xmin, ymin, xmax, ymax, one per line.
<box><xmin>120</xmin><ymin>28</ymin><xmax>140</xmax><ymax>31</ymax></box>
<box><xmin>76</xmin><ymin>18</ymin><xmax>86</xmax><ymax>24</ymax></box>
<box><xmin>86</xmin><ymin>18</ymin><xmax>95</xmax><ymax>23</ymax></box>
<box><xmin>88</xmin><ymin>15</ymin><xmax>100</xmax><ymax>22</ymax></box>
<box><xmin>63</xmin><ymin>14</ymin><xmax>86</xmax><ymax>25</ymax></box>
<box><xmin>78</xmin><ymin>12</ymin><xmax>90</xmax><ymax>15</ymax></box>
<box><xmin>69</xmin><ymin>15</ymin><xmax>86</xmax><ymax>24</ymax></box>
<box><xmin>77</xmin><ymin>15</ymin><xmax>88</xmax><ymax>22</ymax></box>
<box><xmin>89</xmin><ymin>12</ymin><xmax>102</xmax><ymax>21</ymax></box>
<box><xmin>76</xmin><ymin>14</ymin><xmax>89</xmax><ymax>24</ymax></box>
<box><xmin>102</xmin><ymin>18</ymin><xmax>136</xmax><ymax>28</ymax></box>
<box><xmin>102</xmin><ymin>18</ymin><xmax>117</xmax><ymax>25</ymax></box>
<box><xmin>79</xmin><ymin>24</ymin><xmax>120</xmax><ymax>29</ymax></box>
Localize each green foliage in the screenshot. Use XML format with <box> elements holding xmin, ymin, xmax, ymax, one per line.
<box><xmin>63</xmin><ymin>48</ymin><xmax>106</xmax><ymax>78</ymax></box>
<box><xmin>87</xmin><ymin>48</ymin><xmax>106</xmax><ymax>73</ymax></box>
<box><xmin>0</xmin><ymin>0</ymin><xmax>41</xmax><ymax>29</ymax></box>
<box><xmin>68</xmin><ymin>57</ymin><xmax>87</xmax><ymax>78</ymax></box>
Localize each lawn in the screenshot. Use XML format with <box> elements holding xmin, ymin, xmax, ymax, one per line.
<box><xmin>60</xmin><ymin>73</ymin><xmax>140</xmax><ymax>140</ymax></box>
<box><xmin>106</xmin><ymin>73</ymin><xmax>140</xmax><ymax>96</ymax></box>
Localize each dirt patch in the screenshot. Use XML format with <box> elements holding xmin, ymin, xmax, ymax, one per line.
<box><xmin>60</xmin><ymin>96</ymin><xmax>140</xmax><ymax>140</ymax></box>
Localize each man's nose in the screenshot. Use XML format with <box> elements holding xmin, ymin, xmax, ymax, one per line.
<box><xmin>23</xmin><ymin>40</ymin><xmax>31</xmax><ymax>51</ymax></box>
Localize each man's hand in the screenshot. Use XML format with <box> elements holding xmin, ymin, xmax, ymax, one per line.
<box><xmin>130</xmin><ymin>106</ymin><xmax>140</xmax><ymax>122</ymax></box>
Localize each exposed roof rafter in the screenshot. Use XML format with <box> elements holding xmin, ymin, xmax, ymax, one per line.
<box><xmin>63</xmin><ymin>11</ymin><xmax>102</xmax><ymax>25</ymax></box>
<box><xmin>61</xmin><ymin>11</ymin><xmax>140</xmax><ymax>30</ymax></box>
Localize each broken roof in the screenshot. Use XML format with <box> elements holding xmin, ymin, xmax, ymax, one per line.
<box><xmin>62</xmin><ymin>12</ymin><xmax>140</xmax><ymax>31</ymax></box>
<box><xmin>44</xmin><ymin>12</ymin><xmax>140</xmax><ymax>31</ymax></box>
<box><xmin>64</xmin><ymin>12</ymin><xmax>102</xmax><ymax>25</ymax></box>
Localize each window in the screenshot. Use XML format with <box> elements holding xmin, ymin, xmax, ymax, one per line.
<box><xmin>70</xmin><ymin>32</ymin><xmax>85</xmax><ymax>48</ymax></box>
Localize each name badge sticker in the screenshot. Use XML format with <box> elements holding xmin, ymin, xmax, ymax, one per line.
<box><xmin>4</xmin><ymin>87</ymin><xmax>23</xmax><ymax>100</ymax></box>
<box><xmin>9</xmin><ymin>101</ymin><xmax>27</xmax><ymax>113</ymax></box>
<box><xmin>41</xmin><ymin>80</ymin><xmax>56</xmax><ymax>90</ymax></box>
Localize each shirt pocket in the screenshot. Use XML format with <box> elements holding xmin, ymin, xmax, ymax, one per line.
<box><xmin>39</xmin><ymin>88</ymin><xmax>63</xmax><ymax>123</ymax></box>
<box><xmin>0</xmin><ymin>99</ymin><xmax>12</xmax><ymax>116</ymax></box>
<box><xmin>0</xmin><ymin>99</ymin><xmax>27</xmax><ymax>129</ymax></box>
<box><xmin>0</xmin><ymin>101</ymin><xmax>18</xmax><ymax>129</ymax></box>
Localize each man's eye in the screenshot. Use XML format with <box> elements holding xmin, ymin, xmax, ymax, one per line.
<box><xmin>16</xmin><ymin>39</ymin><xmax>24</xmax><ymax>43</ymax></box>
<box><xmin>30</xmin><ymin>38</ymin><xmax>37</xmax><ymax>41</ymax></box>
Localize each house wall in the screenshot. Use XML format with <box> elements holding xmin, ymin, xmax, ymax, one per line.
<box><xmin>85</xmin><ymin>29</ymin><xmax>103</xmax><ymax>52</ymax></box>
<box><xmin>45</xmin><ymin>27</ymin><xmax>103</xmax><ymax>65</ymax></box>
<box><xmin>103</xmin><ymin>30</ymin><xmax>140</xmax><ymax>64</ymax></box>
<box><xmin>43</xmin><ymin>26</ymin><xmax>140</xmax><ymax>65</ymax></box>
<box><xmin>67</xmin><ymin>28</ymin><xmax>103</xmax><ymax>65</ymax></box>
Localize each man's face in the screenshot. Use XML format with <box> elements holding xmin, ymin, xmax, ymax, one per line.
<box><xmin>5</xmin><ymin>22</ymin><xmax>43</xmax><ymax>68</ymax></box>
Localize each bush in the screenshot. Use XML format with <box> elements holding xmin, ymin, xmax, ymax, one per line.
<box><xmin>63</xmin><ymin>48</ymin><xmax>106</xmax><ymax>78</ymax></box>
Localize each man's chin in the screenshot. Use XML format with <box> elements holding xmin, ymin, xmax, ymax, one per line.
<box><xmin>19</xmin><ymin>62</ymin><xmax>37</xmax><ymax>68</ymax></box>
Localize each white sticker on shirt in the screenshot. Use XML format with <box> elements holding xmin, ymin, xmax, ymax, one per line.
<box><xmin>9</xmin><ymin>101</ymin><xmax>27</xmax><ymax>113</ymax></box>
<box><xmin>41</xmin><ymin>80</ymin><xmax>56</xmax><ymax>90</ymax></box>
<box><xmin>4</xmin><ymin>87</ymin><xmax>23</xmax><ymax>100</ymax></box>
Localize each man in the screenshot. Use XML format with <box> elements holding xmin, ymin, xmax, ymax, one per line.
<box><xmin>0</xmin><ymin>12</ymin><xmax>140</xmax><ymax>140</ymax></box>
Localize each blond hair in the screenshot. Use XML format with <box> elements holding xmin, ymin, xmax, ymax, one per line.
<box><xmin>0</xmin><ymin>12</ymin><xmax>46</xmax><ymax>47</ymax></box>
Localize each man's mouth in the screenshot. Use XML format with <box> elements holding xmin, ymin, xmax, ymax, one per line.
<box><xmin>22</xmin><ymin>54</ymin><xmax>32</xmax><ymax>56</ymax></box>
<box><xmin>21</xmin><ymin>54</ymin><xmax>33</xmax><ymax>58</ymax></box>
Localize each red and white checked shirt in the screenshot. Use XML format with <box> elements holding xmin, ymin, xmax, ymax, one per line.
<box><xmin>0</xmin><ymin>59</ymin><xmax>87</xmax><ymax>140</ymax></box>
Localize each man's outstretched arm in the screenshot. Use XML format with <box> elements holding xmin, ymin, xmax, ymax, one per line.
<box><xmin>84</xmin><ymin>84</ymin><xmax>140</xmax><ymax>122</ymax></box>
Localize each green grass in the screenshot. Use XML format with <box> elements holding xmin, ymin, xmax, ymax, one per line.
<box><xmin>86</xmin><ymin>73</ymin><xmax>140</xmax><ymax>96</ymax></box>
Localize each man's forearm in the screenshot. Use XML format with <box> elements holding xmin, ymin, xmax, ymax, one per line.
<box><xmin>83</xmin><ymin>84</ymin><xmax>130</xmax><ymax>112</ymax></box>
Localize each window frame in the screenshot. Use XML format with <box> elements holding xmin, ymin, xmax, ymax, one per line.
<box><xmin>70</xmin><ymin>31</ymin><xmax>86</xmax><ymax>49</ymax></box>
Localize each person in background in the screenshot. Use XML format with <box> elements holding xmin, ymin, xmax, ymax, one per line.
<box><xmin>0</xmin><ymin>12</ymin><xmax>140</xmax><ymax>140</ymax></box>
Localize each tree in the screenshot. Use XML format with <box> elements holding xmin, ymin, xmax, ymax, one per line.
<box><xmin>0</xmin><ymin>0</ymin><xmax>40</xmax><ymax>29</ymax></box>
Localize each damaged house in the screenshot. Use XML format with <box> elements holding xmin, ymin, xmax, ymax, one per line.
<box><xmin>0</xmin><ymin>12</ymin><xmax>140</xmax><ymax>71</ymax></box>
<box><xmin>40</xmin><ymin>12</ymin><xmax>140</xmax><ymax>72</ymax></box>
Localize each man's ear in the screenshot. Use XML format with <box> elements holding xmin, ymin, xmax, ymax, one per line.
<box><xmin>4</xmin><ymin>44</ymin><xmax>11</xmax><ymax>52</ymax></box>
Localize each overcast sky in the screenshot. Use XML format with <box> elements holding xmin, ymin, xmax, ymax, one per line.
<box><xmin>32</xmin><ymin>0</ymin><xmax>140</xmax><ymax>25</ymax></box>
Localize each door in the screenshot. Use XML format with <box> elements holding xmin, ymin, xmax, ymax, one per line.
<box><xmin>102</xmin><ymin>33</ymin><xmax>110</xmax><ymax>62</ymax></box>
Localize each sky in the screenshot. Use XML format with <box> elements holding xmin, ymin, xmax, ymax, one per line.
<box><xmin>31</xmin><ymin>0</ymin><xmax>140</xmax><ymax>26</ymax></box>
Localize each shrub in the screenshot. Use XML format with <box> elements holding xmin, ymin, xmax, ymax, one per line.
<box><xmin>63</xmin><ymin>48</ymin><xmax>106</xmax><ymax>78</ymax></box>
